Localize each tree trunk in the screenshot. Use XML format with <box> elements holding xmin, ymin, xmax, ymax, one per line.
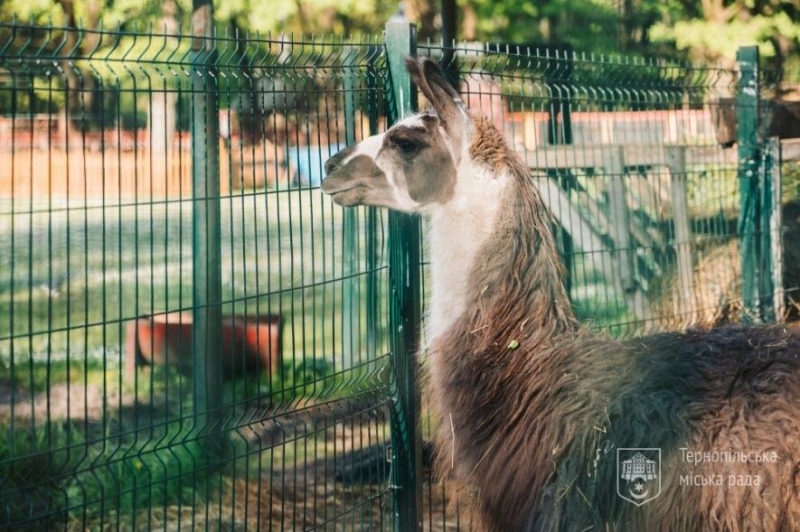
<box><xmin>230</xmin><ymin>17</ymin><xmax>263</xmax><ymax>145</ymax></box>
<box><xmin>404</xmin><ymin>0</ymin><xmax>437</xmax><ymax>41</ymax></box>
<box><xmin>150</xmin><ymin>1</ymin><xmax>179</xmax><ymax>159</ymax></box>
<box><xmin>461</xmin><ymin>4</ymin><xmax>477</xmax><ymax>41</ymax></box>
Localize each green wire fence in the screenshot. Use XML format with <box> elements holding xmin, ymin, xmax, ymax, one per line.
<box><xmin>0</xmin><ymin>20</ymin><xmax>798</xmax><ymax>531</ymax></box>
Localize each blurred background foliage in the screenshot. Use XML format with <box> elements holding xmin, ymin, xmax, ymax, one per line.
<box><xmin>0</xmin><ymin>0</ymin><xmax>797</xmax><ymax>134</ymax></box>
<box><xmin>1</xmin><ymin>0</ymin><xmax>798</xmax><ymax>72</ymax></box>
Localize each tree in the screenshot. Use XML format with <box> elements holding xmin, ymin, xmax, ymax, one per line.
<box><xmin>649</xmin><ymin>0</ymin><xmax>800</xmax><ymax>72</ymax></box>
<box><xmin>451</xmin><ymin>0</ymin><xmax>666</xmax><ymax>53</ymax></box>
<box><xmin>216</xmin><ymin>0</ymin><xmax>396</xmax><ymax>36</ymax></box>
<box><xmin>404</xmin><ymin>0</ymin><xmax>437</xmax><ymax>41</ymax></box>
<box><xmin>0</xmin><ymin>0</ymin><xmax>175</xmax><ymax>131</ymax></box>
<box><xmin>4</xmin><ymin>0</ymin><xmax>796</xmax><ymax>87</ymax></box>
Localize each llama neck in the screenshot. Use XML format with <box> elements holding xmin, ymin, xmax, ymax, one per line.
<box><xmin>424</xmin><ymin>120</ymin><xmax>582</xmax><ymax>528</ymax></box>
<box><xmin>425</xmin><ymin>155</ymin><xmax>577</xmax><ymax>348</ymax></box>
<box><xmin>425</xmin><ymin>166</ymin><xmax>505</xmax><ymax>344</ymax></box>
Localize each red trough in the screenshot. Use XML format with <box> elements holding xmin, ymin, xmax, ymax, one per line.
<box><xmin>125</xmin><ymin>312</ymin><xmax>282</xmax><ymax>381</ymax></box>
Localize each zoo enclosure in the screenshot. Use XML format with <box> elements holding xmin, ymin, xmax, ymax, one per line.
<box><xmin>1</xmin><ymin>20</ymin><xmax>799</xmax><ymax>530</ymax></box>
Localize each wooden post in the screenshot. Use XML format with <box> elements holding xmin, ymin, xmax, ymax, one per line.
<box><xmin>604</xmin><ymin>146</ymin><xmax>652</xmax><ymax>323</ymax></box>
<box><xmin>666</xmin><ymin>146</ymin><xmax>694</xmax><ymax>320</ymax></box>
<box><xmin>605</xmin><ymin>147</ymin><xmax>635</xmax><ymax>292</ymax></box>
<box><xmin>767</xmin><ymin>137</ymin><xmax>783</xmax><ymax>321</ymax></box>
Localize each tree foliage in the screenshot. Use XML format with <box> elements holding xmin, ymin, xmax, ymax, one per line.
<box><xmin>1</xmin><ymin>0</ymin><xmax>797</xmax><ymax>76</ymax></box>
<box><xmin>458</xmin><ymin>0</ymin><xmax>630</xmax><ymax>51</ymax></box>
<box><xmin>649</xmin><ymin>0</ymin><xmax>800</xmax><ymax>72</ymax></box>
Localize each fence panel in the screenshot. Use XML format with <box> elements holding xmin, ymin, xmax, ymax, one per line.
<box><xmin>413</xmin><ymin>42</ymin><xmax>800</xmax><ymax>530</ymax></box>
<box><xmin>0</xmin><ymin>24</ymin><xmax>394</xmax><ymax>530</ymax></box>
<box><xmin>2</xmin><ymin>20</ymin><xmax>799</xmax><ymax>531</ymax></box>
<box><xmin>414</xmin><ymin>43</ymin><xmax>773</xmax><ymax>337</ymax></box>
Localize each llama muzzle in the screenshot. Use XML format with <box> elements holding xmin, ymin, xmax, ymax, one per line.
<box><xmin>321</xmin><ymin>151</ymin><xmax>386</xmax><ymax>206</ymax></box>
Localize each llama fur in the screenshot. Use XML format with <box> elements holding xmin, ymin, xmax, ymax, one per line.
<box><xmin>321</xmin><ymin>57</ymin><xmax>800</xmax><ymax>531</ymax></box>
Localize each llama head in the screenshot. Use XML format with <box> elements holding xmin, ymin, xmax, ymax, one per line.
<box><xmin>321</xmin><ymin>57</ymin><xmax>474</xmax><ymax>213</ymax></box>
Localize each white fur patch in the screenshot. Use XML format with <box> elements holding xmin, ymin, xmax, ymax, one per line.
<box><xmin>424</xmin><ymin>157</ymin><xmax>509</xmax><ymax>344</ymax></box>
<box><xmin>347</xmin><ymin>131</ymin><xmax>422</xmax><ymax>212</ymax></box>
<box><xmin>394</xmin><ymin>115</ymin><xmax>428</xmax><ymax>129</ymax></box>
<box><xmin>379</xmin><ymin>158</ymin><xmax>421</xmax><ymax>211</ymax></box>
<box><xmin>349</xmin><ymin>133</ymin><xmax>384</xmax><ymax>161</ymax></box>
<box><xmin>341</xmin><ymin>109</ymin><xmax>509</xmax><ymax>344</ymax></box>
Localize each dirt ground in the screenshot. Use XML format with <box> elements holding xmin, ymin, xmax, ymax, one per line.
<box><xmin>0</xmin><ymin>379</ymin><xmax>464</xmax><ymax>531</ymax></box>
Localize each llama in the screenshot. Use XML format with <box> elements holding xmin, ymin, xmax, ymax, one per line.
<box><xmin>321</xmin><ymin>57</ymin><xmax>800</xmax><ymax>531</ymax></box>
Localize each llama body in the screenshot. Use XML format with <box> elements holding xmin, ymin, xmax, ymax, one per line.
<box><xmin>321</xmin><ymin>57</ymin><xmax>800</xmax><ymax>530</ymax></box>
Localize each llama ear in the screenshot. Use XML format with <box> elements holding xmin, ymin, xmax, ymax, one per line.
<box><xmin>405</xmin><ymin>57</ymin><xmax>465</xmax><ymax>133</ymax></box>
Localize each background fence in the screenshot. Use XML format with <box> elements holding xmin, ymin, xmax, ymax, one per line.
<box><xmin>1</xmin><ymin>20</ymin><xmax>798</xmax><ymax>530</ymax></box>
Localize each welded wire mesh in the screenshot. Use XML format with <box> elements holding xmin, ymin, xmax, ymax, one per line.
<box><xmin>1</xmin><ymin>21</ymin><xmax>797</xmax><ymax>532</ymax></box>
<box><xmin>417</xmin><ymin>42</ymin><xmax>787</xmax><ymax>336</ymax></box>
<box><xmin>0</xmin><ymin>24</ymin><xmax>394</xmax><ymax>530</ymax></box>
<box><xmin>413</xmin><ymin>42</ymin><xmax>799</xmax><ymax>530</ymax></box>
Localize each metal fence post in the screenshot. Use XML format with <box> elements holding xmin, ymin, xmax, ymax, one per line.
<box><xmin>385</xmin><ymin>21</ymin><xmax>424</xmax><ymax>532</ymax></box>
<box><xmin>736</xmin><ymin>46</ymin><xmax>763</xmax><ymax>322</ymax></box>
<box><xmin>342</xmin><ymin>49</ymin><xmax>359</xmax><ymax>370</ymax></box>
<box><xmin>544</xmin><ymin>47</ymin><xmax>575</xmax><ymax>296</ymax></box>
<box><xmin>366</xmin><ymin>48</ymin><xmax>381</xmax><ymax>360</ymax></box>
<box><xmin>191</xmin><ymin>0</ymin><xmax>223</xmax><ymax>454</ymax></box>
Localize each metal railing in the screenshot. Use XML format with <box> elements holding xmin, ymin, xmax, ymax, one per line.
<box><xmin>0</xmin><ymin>20</ymin><xmax>797</xmax><ymax>531</ymax></box>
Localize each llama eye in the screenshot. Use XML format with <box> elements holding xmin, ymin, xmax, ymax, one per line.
<box><xmin>396</xmin><ymin>139</ymin><xmax>417</xmax><ymax>154</ymax></box>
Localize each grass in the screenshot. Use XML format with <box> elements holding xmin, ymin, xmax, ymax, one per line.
<box><xmin>0</xmin><ymin>150</ymin><xmax>395</xmax><ymax>528</ymax></box>
<box><xmin>0</xmin><ymin>184</ymin><xmax>390</xmax><ymax>359</ymax></box>
<box><xmin>785</xmin><ymin>161</ymin><xmax>800</xmax><ymax>203</ymax></box>
<box><xmin>0</xmin><ymin>354</ymin><xmax>392</xmax><ymax>529</ymax></box>
<box><xmin>1</xmin><ymin>413</ymin><xmax>223</xmax><ymax>529</ymax></box>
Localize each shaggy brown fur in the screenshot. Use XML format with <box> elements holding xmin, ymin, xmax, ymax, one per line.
<box><xmin>428</xmin><ymin>106</ymin><xmax>800</xmax><ymax>531</ymax></box>
<box><xmin>322</xmin><ymin>57</ymin><xmax>800</xmax><ymax>531</ymax></box>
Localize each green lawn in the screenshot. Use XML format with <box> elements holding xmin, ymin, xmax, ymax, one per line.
<box><xmin>0</xmin><ymin>189</ymin><xmax>390</xmax><ymax>369</ymax></box>
<box><xmin>0</xmin><ymin>187</ymin><xmax>394</xmax><ymax>528</ymax></box>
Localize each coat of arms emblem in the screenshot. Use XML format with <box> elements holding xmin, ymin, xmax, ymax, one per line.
<box><xmin>617</xmin><ymin>448</ymin><xmax>661</xmax><ymax>506</ymax></box>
